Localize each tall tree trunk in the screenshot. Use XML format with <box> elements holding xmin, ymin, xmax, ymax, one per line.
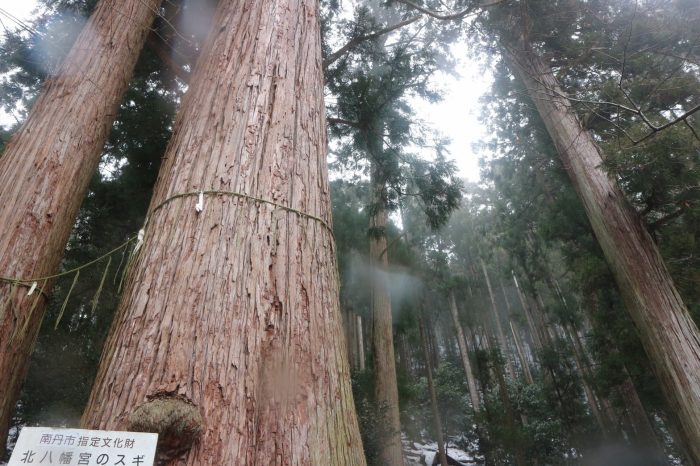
<box><xmin>485</xmin><ymin>330</ymin><xmax>527</xmax><ymax>466</ymax></box>
<box><xmin>569</xmin><ymin>326</ymin><xmax>625</xmax><ymax>440</ymax></box>
<box><xmin>449</xmin><ymin>291</ymin><xmax>481</xmax><ymax>412</ymax></box>
<box><xmin>368</xmin><ymin>157</ymin><xmax>403</xmax><ymax>465</ymax></box>
<box><xmin>509</xmin><ymin>320</ymin><xmax>534</xmax><ymax>385</ymax></box>
<box><xmin>345</xmin><ymin>309</ymin><xmax>358</xmax><ymax>370</ymax></box>
<box><xmin>618</xmin><ymin>376</ymin><xmax>664</xmax><ymax>455</ymax></box>
<box><xmin>512</xmin><ymin>271</ymin><xmax>543</xmax><ymax>352</ymax></box>
<box><xmin>419</xmin><ymin>317</ymin><xmax>449</xmax><ymax>466</ymax></box>
<box><xmin>501</xmin><ymin>279</ymin><xmax>534</xmax><ymax>384</ymax></box>
<box><xmin>565</xmin><ymin>325</ymin><xmax>613</xmax><ymax>438</ymax></box>
<box><xmin>0</xmin><ymin>0</ymin><xmax>162</xmax><ymax>444</ymax></box>
<box><xmin>357</xmin><ymin>314</ymin><xmax>366</xmax><ymax>372</ymax></box>
<box><xmin>509</xmin><ymin>46</ymin><xmax>700</xmax><ymax>463</ymax></box>
<box><xmin>480</xmin><ymin>258</ymin><xmax>515</xmax><ymax>378</ymax></box>
<box><xmin>80</xmin><ymin>0</ymin><xmax>366</xmax><ymax>463</ymax></box>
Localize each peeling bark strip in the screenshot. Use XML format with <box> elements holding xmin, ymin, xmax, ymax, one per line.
<box><xmin>81</xmin><ymin>0</ymin><xmax>366</xmax><ymax>464</ymax></box>
<box><xmin>510</xmin><ymin>48</ymin><xmax>700</xmax><ymax>464</ymax></box>
<box><xmin>0</xmin><ymin>0</ymin><xmax>162</xmax><ymax>444</ymax></box>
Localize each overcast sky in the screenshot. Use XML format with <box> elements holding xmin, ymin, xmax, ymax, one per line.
<box><xmin>0</xmin><ymin>0</ymin><xmax>488</xmax><ymax>181</ymax></box>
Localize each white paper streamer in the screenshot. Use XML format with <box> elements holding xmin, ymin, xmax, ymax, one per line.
<box><xmin>133</xmin><ymin>227</ymin><xmax>145</xmax><ymax>254</ymax></box>
<box><xmin>195</xmin><ymin>191</ymin><xmax>204</xmax><ymax>213</ymax></box>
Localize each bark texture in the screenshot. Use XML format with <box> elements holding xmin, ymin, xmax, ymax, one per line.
<box><xmin>368</xmin><ymin>160</ymin><xmax>404</xmax><ymax>466</ymax></box>
<box><xmin>510</xmin><ymin>47</ymin><xmax>700</xmax><ymax>463</ymax></box>
<box><xmin>81</xmin><ymin>0</ymin><xmax>365</xmax><ymax>464</ymax></box>
<box><xmin>0</xmin><ymin>0</ymin><xmax>161</xmax><ymax>444</ymax></box>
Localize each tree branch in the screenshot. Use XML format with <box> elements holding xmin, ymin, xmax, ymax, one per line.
<box><xmin>648</xmin><ymin>204</ymin><xmax>690</xmax><ymax>231</ymax></box>
<box><xmin>324</xmin><ymin>16</ymin><xmax>421</xmax><ymax>70</ymax></box>
<box><xmin>633</xmin><ymin>104</ymin><xmax>700</xmax><ymax>145</ymax></box>
<box><xmin>327</xmin><ymin>117</ymin><xmax>363</xmax><ymax>129</ymax></box>
<box><xmin>397</xmin><ymin>0</ymin><xmax>504</xmax><ymax>21</ymax></box>
<box><xmin>519</xmin><ymin>74</ymin><xmax>700</xmax><ymax>145</ymax></box>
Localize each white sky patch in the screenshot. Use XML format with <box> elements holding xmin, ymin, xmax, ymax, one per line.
<box><xmin>413</xmin><ymin>40</ymin><xmax>492</xmax><ymax>182</ymax></box>
<box><xmin>0</xmin><ymin>1</ymin><xmax>491</xmax><ymax>182</ymax></box>
<box><xmin>0</xmin><ymin>0</ymin><xmax>40</xmax><ymax>127</ymax></box>
<box><xmin>0</xmin><ymin>0</ymin><xmax>39</xmax><ymax>28</ymax></box>
<box><xmin>422</xmin><ymin>42</ymin><xmax>493</xmax><ymax>182</ymax></box>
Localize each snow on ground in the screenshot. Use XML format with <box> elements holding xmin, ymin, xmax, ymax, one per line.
<box><xmin>403</xmin><ymin>435</ymin><xmax>480</xmax><ymax>466</ymax></box>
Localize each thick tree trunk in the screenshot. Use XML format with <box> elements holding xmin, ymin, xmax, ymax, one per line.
<box><xmin>449</xmin><ymin>291</ymin><xmax>481</xmax><ymax>412</ymax></box>
<box><xmin>81</xmin><ymin>0</ymin><xmax>366</xmax><ymax>464</ymax></box>
<box><xmin>368</xmin><ymin>160</ymin><xmax>403</xmax><ymax>465</ymax></box>
<box><xmin>510</xmin><ymin>47</ymin><xmax>700</xmax><ymax>463</ymax></box>
<box><xmin>420</xmin><ymin>317</ymin><xmax>449</xmax><ymax>466</ymax></box>
<box><xmin>0</xmin><ymin>0</ymin><xmax>161</xmax><ymax>444</ymax></box>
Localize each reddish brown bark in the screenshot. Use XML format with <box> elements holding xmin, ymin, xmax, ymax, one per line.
<box><xmin>80</xmin><ymin>0</ymin><xmax>365</xmax><ymax>463</ymax></box>
<box><xmin>0</xmin><ymin>0</ymin><xmax>162</xmax><ymax>444</ymax></box>
<box><xmin>510</xmin><ymin>47</ymin><xmax>700</xmax><ymax>463</ymax></box>
<box><xmin>369</xmin><ymin>159</ymin><xmax>404</xmax><ymax>466</ymax></box>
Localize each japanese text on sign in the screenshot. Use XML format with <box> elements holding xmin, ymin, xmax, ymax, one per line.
<box><xmin>8</xmin><ymin>427</ymin><xmax>157</xmax><ymax>466</ymax></box>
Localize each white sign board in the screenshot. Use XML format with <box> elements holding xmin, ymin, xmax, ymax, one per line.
<box><xmin>8</xmin><ymin>427</ymin><xmax>158</xmax><ymax>466</ymax></box>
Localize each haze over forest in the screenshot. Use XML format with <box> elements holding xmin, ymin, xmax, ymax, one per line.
<box><xmin>0</xmin><ymin>0</ymin><xmax>699</xmax><ymax>465</ymax></box>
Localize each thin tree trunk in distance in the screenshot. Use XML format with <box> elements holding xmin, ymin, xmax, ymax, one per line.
<box><xmin>510</xmin><ymin>320</ymin><xmax>533</xmax><ymax>385</ymax></box>
<box><xmin>510</xmin><ymin>46</ymin><xmax>700</xmax><ymax>463</ymax></box>
<box><xmin>419</xmin><ymin>316</ymin><xmax>449</xmax><ymax>466</ymax></box>
<box><xmin>501</xmin><ymin>279</ymin><xmax>534</xmax><ymax>384</ymax></box>
<box><xmin>512</xmin><ymin>271</ymin><xmax>543</xmax><ymax>352</ymax></box>
<box><xmin>569</xmin><ymin>326</ymin><xmax>621</xmax><ymax>438</ymax></box>
<box><xmin>345</xmin><ymin>309</ymin><xmax>358</xmax><ymax>370</ymax></box>
<box><xmin>357</xmin><ymin>314</ymin><xmax>366</xmax><ymax>371</ymax></box>
<box><xmin>81</xmin><ymin>0</ymin><xmax>365</xmax><ymax>463</ymax></box>
<box><xmin>485</xmin><ymin>330</ymin><xmax>527</xmax><ymax>466</ymax></box>
<box><xmin>369</xmin><ymin>158</ymin><xmax>404</xmax><ymax>466</ymax></box>
<box><xmin>565</xmin><ymin>326</ymin><xmax>611</xmax><ymax>438</ymax></box>
<box><xmin>0</xmin><ymin>0</ymin><xmax>162</xmax><ymax>444</ymax></box>
<box><xmin>449</xmin><ymin>291</ymin><xmax>481</xmax><ymax>412</ymax></box>
<box><xmin>619</xmin><ymin>376</ymin><xmax>664</xmax><ymax>456</ymax></box>
<box><xmin>480</xmin><ymin>259</ymin><xmax>515</xmax><ymax>378</ymax></box>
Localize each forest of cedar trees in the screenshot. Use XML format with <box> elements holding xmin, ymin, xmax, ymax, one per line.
<box><xmin>0</xmin><ymin>0</ymin><xmax>698</xmax><ymax>464</ymax></box>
